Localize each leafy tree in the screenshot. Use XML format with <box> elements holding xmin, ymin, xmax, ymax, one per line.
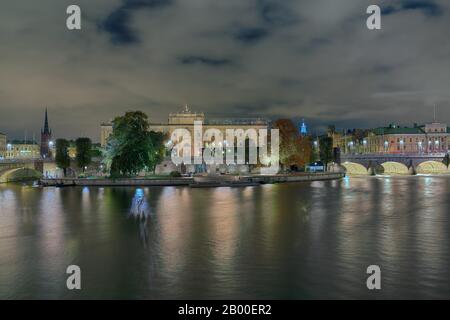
<box><xmin>55</xmin><ymin>139</ymin><xmax>70</xmax><ymax>177</ymax></box>
<box><xmin>148</xmin><ymin>131</ymin><xmax>167</xmax><ymax>174</ymax></box>
<box><xmin>298</xmin><ymin>135</ymin><xmax>313</xmax><ymax>169</ymax></box>
<box><xmin>75</xmin><ymin>137</ymin><xmax>92</xmax><ymax>172</ymax></box>
<box><xmin>90</xmin><ymin>145</ymin><xmax>103</xmax><ymax>158</ymax></box>
<box><xmin>273</xmin><ymin>119</ymin><xmax>304</xmax><ymax>170</ymax></box>
<box><xmin>319</xmin><ymin>135</ymin><xmax>333</xmax><ymax>170</ymax></box>
<box><xmin>104</xmin><ymin>111</ymin><xmax>165</xmax><ymax>176</ymax></box>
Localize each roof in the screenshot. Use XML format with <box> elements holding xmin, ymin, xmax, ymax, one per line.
<box><xmin>7</xmin><ymin>140</ymin><xmax>39</xmax><ymax>145</ymax></box>
<box><xmin>371</xmin><ymin>126</ymin><xmax>426</xmax><ymax>135</ymax></box>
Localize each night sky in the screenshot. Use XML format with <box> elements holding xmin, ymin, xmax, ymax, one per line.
<box><xmin>1</xmin><ymin>0</ymin><xmax>450</xmax><ymax>142</ymax></box>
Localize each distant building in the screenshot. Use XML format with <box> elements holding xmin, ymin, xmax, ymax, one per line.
<box><xmin>40</xmin><ymin>108</ymin><xmax>52</xmax><ymax>158</ymax></box>
<box><xmin>299</xmin><ymin>119</ymin><xmax>307</xmax><ymax>136</ymax></box>
<box><xmin>0</xmin><ymin>132</ymin><xmax>6</xmax><ymax>159</ymax></box>
<box><xmin>5</xmin><ymin>140</ymin><xmax>40</xmax><ymax>159</ymax></box>
<box><xmin>333</xmin><ymin>122</ymin><xmax>449</xmax><ymax>155</ymax></box>
<box><xmin>100</xmin><ymin>105</ymin><xmax>269</xmax><ymax>147</ymax></box>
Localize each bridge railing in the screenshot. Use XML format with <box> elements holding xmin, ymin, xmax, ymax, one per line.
<box><xmin>342</xmin><ymin>152</ymin><xmax>447</xmax><ymax>158</ymax></box>
<box><xmin>0</xmin><ymin>158</ymin><xmax>43</xmax><ymax>164</ymax></box>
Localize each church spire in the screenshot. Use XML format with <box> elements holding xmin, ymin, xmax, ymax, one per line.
<box><xmin>40</xmin><ymin>108</ymin><xmax>52</xmax><ymax>158</ymax></box>
<box><xmin>43</xmin><ymin>108</ymin><xmax>50</xmax><ymax>134</ymax></box>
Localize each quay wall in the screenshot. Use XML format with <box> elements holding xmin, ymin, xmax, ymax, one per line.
<box><xmin>40</xmin><ymin>172</ymin><xmax>345</xmax><ymax>187</ymax></box>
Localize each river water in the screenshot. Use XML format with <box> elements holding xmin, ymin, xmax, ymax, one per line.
<box><xmin>0</xmin><ymin>176</ymin><xmax>449</xmax><ymax>299</ymax></box>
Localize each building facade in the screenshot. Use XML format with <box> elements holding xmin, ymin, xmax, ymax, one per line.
<box><xmin>333</xmin><ymin>122</ymin><xmax>450</xmax><ymax>155</ymax></box>
<box><xmin>40</xmin><ymin>108</ymin><xmax>52</xmax><ymax>158</ymax></box>
<box><xmin>5</xmin><ymin>140</ymin><xmax>40</xmax><ymax>159</ymax></box>
<box><xmin>0</xmin><ymin>132</ymin><xmax>6</xmax><ymax>159</ymax></box>
<box><xmin>100</xmin><ymin>105</ymin><xmax>269</xmax><ymax>148</ymax></box>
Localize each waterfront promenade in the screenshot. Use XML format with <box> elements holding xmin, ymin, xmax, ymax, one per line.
<box><xmin>39</xmin><ymin>172</ymin><xmax>345</xmax><ymax>187</ymax></box>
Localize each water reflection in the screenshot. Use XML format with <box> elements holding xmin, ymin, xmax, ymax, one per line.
<box><xmin>1</xmin><ymin>177</ymin><xmax>450</xmax><ymax>299</ymax></box>
<box><xmin>129</xmin><ymin>188</ymin><xmax>151</xmax><ymax>246</ymax></box>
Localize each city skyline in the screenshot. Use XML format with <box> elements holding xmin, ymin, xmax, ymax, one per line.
<box><xmin>2</xmin><ymin>1</ymin><xmax>450</xmax><ymax>140</ymax></box>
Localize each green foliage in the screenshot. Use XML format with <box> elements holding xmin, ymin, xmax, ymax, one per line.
<box><xmin>90</xmin><ymin>148</ymin><xmax>102</xmax><ymax>158</ymax></box>
<box><xmin>55</xmin><ymin>139</ymin><xmax>70</xmax><ymax>177</ymax></box>
<box><xmin>104</xmin><ymin>111</ymin><xmax>166</xmax><ymax>176</ymax></box>
<box><xmin>273</xmin><ymin>119</ymin><xmax>312</xmax><ymax>170</ymax></box>
<box><xmin>148</xmin><ymin>131</ymin><xmax>167</xmax><ymax>173</ymax></box>
<box><xmin>319</xmin><ymin>135</ymin><xmax>333</xmax><ymax>169</ymax></box>
<box><xmin>75</xmin><ymin>137</ymin><xmax>92</xmax><ymax>172</ymax></box>
<box><xmin>169</xmin><ymin>171</ymin><xmax>181</xmax><ymax>177</ymax></box>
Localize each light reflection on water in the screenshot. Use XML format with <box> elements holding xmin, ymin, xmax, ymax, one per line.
<box><xmin>0</xmin><ymin>177</ymin><xmax>449</xmax><ymax>299</ymax></box>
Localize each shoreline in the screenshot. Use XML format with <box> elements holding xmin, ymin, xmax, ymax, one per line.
<box><xmin>39</xmin><ymin>172</ymin><xmax>345</xmax><ymax>188</ymax></box>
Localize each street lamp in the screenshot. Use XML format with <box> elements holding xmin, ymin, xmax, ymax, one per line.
<box><xmin>49</xmin><ymin>141</ymin><xmax>54</xmax><ymax>148</ymax></box>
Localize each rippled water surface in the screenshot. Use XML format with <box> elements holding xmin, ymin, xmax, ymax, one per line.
<box><xmin>1</xmin><ymin>176</ymin><xmax>449</xmax><ymax>299</ymax></box>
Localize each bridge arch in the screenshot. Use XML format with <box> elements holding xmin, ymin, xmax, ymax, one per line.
<box><xmin>341</xmin><ymin>162</ymin><xmax>368</xmax><ymax>175</ymax></box>
<box><xmin>416</xmin><ymin>161</ymin><xmax>448</xmax><ymax>174</ymax></box>
<box><xmin>379</xmin><ymin>161</ymin><xmax>409</xmax><ymax>175</ymax></box>
<box><xmin>0</xmin><ymin>167</ymin><xmax>42</xmax><ymax>183</ymax></box>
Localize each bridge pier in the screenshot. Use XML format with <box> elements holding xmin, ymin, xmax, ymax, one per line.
<box><xmin>367</xmin><ymin>161</ymin><xmax>376</xmax><ymax>176</ymax></box>
<box><xmin>0</xmin><ymin>159</ymin><xmax>47</xmax><ymax>183</ymax></box>
<box><xmin>341</xmin><ymin>153</ymin><xmax>450</xmax><ymax>176</ymax></box>
<box><xmin>407</xmin><ymin>160</ymin><xmax>415</xmax><ymax>175</ymax></box>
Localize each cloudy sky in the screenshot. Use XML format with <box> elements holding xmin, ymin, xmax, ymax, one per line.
<box><xmin>1</xmin><ymin>0</ymin><xmax>450</xmax><ymax>141</ymax></box>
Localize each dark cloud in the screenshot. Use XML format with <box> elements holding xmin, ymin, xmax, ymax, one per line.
<box><xmin>1</xmin><ymin>0</ymin><xmax>450</xmax><ymax>141</ymax></box>
<box><xmin>383</xmin><ymin>0</ymin><xmax>442</xmax><ymax>17</ymax></box>
<box><xmin>234</xmin><ymin>27</ymin><xmax>269</xmax><ymax>44</ymax></box>
<box><xmin>257</xmin><ymin>0</ymin><xmax>299</xmax><ymax>26</ymax></box>
<box><xmin>101</xmin><ymin>0</ymin><xmax>172</xmax><ymax>44</ymax></box>
<box><xmin>179</xmin><ymin>56</ymin><xmax>232</xmax><ymax>67</ymax></box>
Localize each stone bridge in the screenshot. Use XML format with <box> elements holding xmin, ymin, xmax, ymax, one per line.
<box><xmin>0</xmin><ymin>159</ymin><xmax>44</xmax><ymax>183</ymax></box>
<box><xmin>340</xmin><ymin>153</ymin><xmax>450</xmax><ymax>175</ymax></box>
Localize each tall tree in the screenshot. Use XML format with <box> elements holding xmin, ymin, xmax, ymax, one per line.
<box><xmin>298</xmin><ymin>135</ymin><xmax>313</xmax><ymax>168</ymax></box>
<box><xmin>75</xmin><ymin>137</ymin><xmax>92</xmax><ymax>172</ymax></box>
<box><xmin>319</xmin><ymin>135</ymin><xmax>333</xmax><ymax>170</ymax></box>
<box><xmin>273</xmin><ymin>119</ymin><xmax>303</xmax><ymax>170</ymax></box>
<box><xmin>148</xmin><ymin>131</ymin><xmax>167</xmax><ymax>174</ymax></box>
<box><xmin>105</xmin><ymin>111</ymin><xmax>165</xmax><ymax>176</ymax></box>
<box><xmin>55</xmin><ymin>139</ymin><xmax>70</xmax><ymax>177</ymax></box>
